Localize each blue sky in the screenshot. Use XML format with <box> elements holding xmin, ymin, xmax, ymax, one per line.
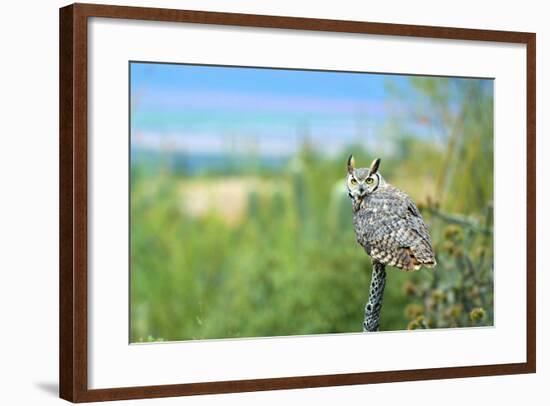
<box><xmin>130</xmin><ymin>62</ymin><xmax>490</xmax><ymax>157</ymax></box>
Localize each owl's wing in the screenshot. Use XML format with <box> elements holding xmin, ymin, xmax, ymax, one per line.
<box><xmin>400</xmin><ymin>197</ymin><xmax>436</xmax><ymax>268</ymax></box>
<box><xmin>365</xmin><ymin>188</ymin><xmax>435</xmax><ymax>270</ymax></box>
<box><xmin>404</xmin><ymin>198</ymin><xmax>432</xmax><ymax>242</ymax></box>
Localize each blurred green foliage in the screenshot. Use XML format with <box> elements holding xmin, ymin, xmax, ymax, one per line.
<box><xmin>130</xmin><ymin>78</ymin><xmax>494</xmax><ymax>342</ymax></box>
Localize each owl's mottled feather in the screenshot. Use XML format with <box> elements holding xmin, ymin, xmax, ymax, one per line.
<box><xmin>353</xmin><ymin>184</ymin><xmax>436</xmax><ymax>271</ymax></box>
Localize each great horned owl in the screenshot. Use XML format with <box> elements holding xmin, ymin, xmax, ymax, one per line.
<box><xmin>346</xmin><ymin>156</ymin><xmax>436</xmax><ymax>271</ymax></box>
<box><xmin>346</xmin><ymin>156</ymin><xmax>436</xmax><ymax>332</ymax></box>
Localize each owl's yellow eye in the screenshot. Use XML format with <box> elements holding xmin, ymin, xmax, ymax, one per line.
<box><xmin>350</xmin><ymin>178</ymin><xmax>357</xmax><ymax>185</ymax></box>
<box><xmin>366</xmin><ymin>177</ymin><xmax>374</xmax><ymax>185</ymax></box>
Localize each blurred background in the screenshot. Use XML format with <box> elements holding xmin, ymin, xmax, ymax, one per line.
<box><xmin>130</xmin><ymin>62</ymin><xmax>494</xmax><ymax>342</ymax></box>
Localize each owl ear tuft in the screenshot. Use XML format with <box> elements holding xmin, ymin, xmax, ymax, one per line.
<box><xmin>369</xmin><ymin>158</ymin><xmax>381</xmax><ymax>175</ymax></box>
<box><xmin>347</xmin><ymin>155</ymin><xmax>356</xmax><ymax>174</ymax></box>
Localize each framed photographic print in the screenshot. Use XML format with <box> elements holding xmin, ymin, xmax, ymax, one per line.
<box><xmin>59</xmin><ymin>3</ymin><xmax>536</xmax><ymax>402</ymax></box>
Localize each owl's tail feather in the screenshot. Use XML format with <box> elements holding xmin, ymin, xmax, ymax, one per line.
<box><xmin>398</xmin><ymin>247</ymin><xmax>436</xmax><ymax>271</ymax></box>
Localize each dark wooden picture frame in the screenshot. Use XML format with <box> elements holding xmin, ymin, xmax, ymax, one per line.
<box><xmin>59</xmin><ymin>3</ymin><xmax>536</xmax><ymax>402</ymax></box>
